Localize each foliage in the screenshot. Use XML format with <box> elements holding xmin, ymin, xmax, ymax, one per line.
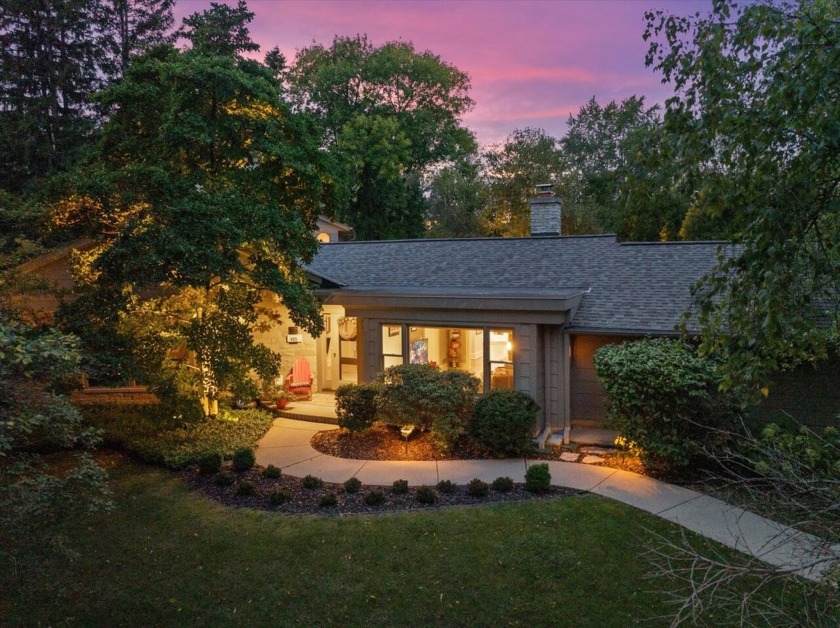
<box><xmin>197</xmin><ymin>452</ymin><xmax>223</xmax><ymax>475</ymax></box>
<box><xmin>80</xmin><ymin>404</ymin><xmax>274</xmax><ymax>469</ymax></box>
<box><xmin>481</xmin><ymin>127</ymin><xmax>563</xmax><ymax>236</ymax></box>
<box><xmin>364</xmin><ymin>490</ymin><xmax>386</xmax><ymax>506</ymax></box>
<box><xmin>0</xmin><ymin>320</ymin><xmax>111</xmax><ymax>566</ymax></box>
<box><xmin>288</xmin><ymin>34</ymin><xmax>475</xmax><ymax>240</ymax></box>
<box><xmin>490</xmin><ymin>477</ymin><xmax>514</xmax><ymax>493</ymax></box>
<box><xmin>645</xmin><ymin>0</ymin><xmax>840</xmax><ymax>392</ymax></box>
<box><xmin>594</xmin><ymin>338</ymin><xmax>742</xmax><ymax>470</ymax></box>
<box><xmin>269</xmin><ymin>490</ymin><xmax>289</xmax><ymax>506</ymax></box>
<box><xmin>391</xmin><ymin>479</ymin><xmax>409</xmax><ymax>495</ymax></box>
<box><xmin>319</xmin><ymin>493</ymin><xmax>338</xmax><ymax>507</ymax></box>
<box><xmin>231</xmin><ymin>448</ymin><xmax>255</xmax><ymax>472</ymax></box>
<box><xmin>525</xmin><ymin>463</ymin><xmax>551</xmax><ymax>493</ymax></box>
<box><xmin>263</xmin><ymin>464</ymin><xmax>281</xmax><ymax>479</ymax></box>
<box><xmin>466</xmin><ymin>478</ymin><xmax>489</xmax><ymax>497</ymax></box>
<box><xmin>235</xmin><ymin>480</ymin><xmax>256</xmax><ymax>496</ymax></box>
<box><xmin>376</xmin><ymin>364</ymin><xmax>480</xmax><ymax>451</ymax></box>
<box><xmin>58</xmin><ymin>4</ymin><xmax>335</xmax><ymax>416</ymax></box>
<box><xmin>415</xmin><ymin>486</ymin><xmax>436</xmax><ymax>505</ymax></box>
<box><xmin>343</xmin><ymin>477</ymin><xmax>362</xmax><ymax>494</ymax></box>
<box><xmin>301</xmin><ymin>475</ymin><xmax>323</xmax><ymax>490</ymax></box>
<box><xmin>436</xmin><ymin>479</ymin><xmax>456</xmax><ymax>494</ymax></box>
<box><xmin>425</xmin><ymin>157</ymin><xmax>488</xmax><ymax>238</ymax></box>
<box><xmin>213</xmin><ymin>471</ymin><xmax>235</xmax><ymax>487</ymax></box>
<box><xmin>335</xmin><ymin>383</ymin><xmax>379</xmax><ymax>433</ymax></box>
<box><xmin>471</xmin><ymin>389</ymin><xmax>539</xmax><ymax>457</ymax></box>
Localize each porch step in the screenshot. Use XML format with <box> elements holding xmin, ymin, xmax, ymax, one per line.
<box><xmin>276</xmin><ymin>400</ymin><xmax>338</xmax><ymax>425</ymax></box>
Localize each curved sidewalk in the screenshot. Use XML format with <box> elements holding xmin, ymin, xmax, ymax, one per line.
<box><xmin>256</xmin><ymin>417</ymin><xmax>836</xmax><ymax>582</ymax></box>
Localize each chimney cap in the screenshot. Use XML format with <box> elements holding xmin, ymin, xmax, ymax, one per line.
<box><xmin>535</xmin><ymin>183</ymin><xmax>554</xmax><ymax>197</ymax></box>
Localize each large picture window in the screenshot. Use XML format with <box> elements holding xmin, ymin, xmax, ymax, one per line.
<box><xmin>381</xmin><ymin>324</ymin><xmax>514</xmax><ymax>392</ymax></box>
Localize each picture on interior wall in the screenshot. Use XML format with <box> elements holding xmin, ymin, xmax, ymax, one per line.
<box><xmin>387</xmin><ymin>325</ymin><xmax>400</xmax><ymax>337</ymax></box>
<box><xmin>409</xmin><ymin>338</ymin><xmax>428</xmax><ymax>364</ymax></box>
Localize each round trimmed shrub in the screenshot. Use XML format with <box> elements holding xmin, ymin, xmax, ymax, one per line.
<box><xmin>335</xmin><ymin>383</ymin><xmax>379</xmax><ymax>433</ymax></box>
<box><xmin>471</xmin><ymin>389</ymin><xmax>539</xmax><ymax>457</ymax></box>
<box><xmin>344</xmin><ymin>477</ymin><xmax>362</xmax><ymax>494</ymax></box>
<box><xmin>391</xmin><ymin>479</ymin><xmax>409</xmax><ymax>494</ymax></box>
<box><xmin>270</xmin><ymin>490</ymin><xmax>289</xmax><ymax>506</ymax></box>
<box><xmin>466</xmin><ymin>478</ymin><xmax>489</xmax><ymax>497</ymax></box>
<box><xmin>197</xmin><ymin>451</ymin><xmax>222</xmax><ymax>474</ymax></box>
<box><xmin>232</xmin><ymin>448</ymin><xmax>256</xmax><ymax>472</ymax></box>
<box><xmin>416</xmin><ymin>486</ymin><xmax>436</xmax><ymax>505</ymax></box>
<box><xmin>263</xmin><ymin>464</ymin><xmax>281</xmax><ymax>479</ymax></box>
<box><xmin>302</xmin><ymin>474</ymin><xmax>324</xmax><ymax>490</ymax></box>
<box><xmin>490</xmin><ymin>476</ymin><xmax>514</xmax><ymax>492</ymax></box>
<box><xmin>319</xmin><ymin>492</ymin><xmax>338</xmax><ymax>507</ymax></box>
<box><xmin>364</xmin><ymin>490</ymin><xmax>386</xmax><ymax>506</ymax></box>
<box><xmin>214</xmin><ymin>471</ymin><xmax>235</xmax><ymax>487</ymax></box>
<box><xmin>525</xmin><ymin>463</ymin><xmax>551</xmax><ymax>493</ymax></box>
<box><xmin>236</xmin><ymin>480</ymin><xmax>256</xmax><ymax>496</ymax></box>
<box><xmin>436</xmin><ymin>479</ymin><xmax>456</xmax><ymax>494</ymax></box>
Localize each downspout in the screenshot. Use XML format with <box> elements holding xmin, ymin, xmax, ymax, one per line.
<box><xmin>535</xmin><ymin>326</ymin><xmax>554</xmax><ymax>449</ymax></box>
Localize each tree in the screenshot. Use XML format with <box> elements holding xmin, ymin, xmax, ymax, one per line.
<box><xmin>643</xmin><ymin>1</ymin><xmax>840</xmax><ymax>622</ymax></box>
<box><xmin>482</xmin><ymin>127</ymin><xmax>563</xmax><ymax>236</ymax></box>
<box><xmin>425</xmin><ymin>158</ymin><xmax>487</xmax><ymax>238</ymax></box>
<box><xmin>560</xmin><ymin>96</ymin><xmax>665</xmax><ymax>238</ymax></box>
<box><xmin>106</xmin><ymin>0</ymin><xmax>175</xmax><ymax>78</ymax></box>
<box><xmin>56</xmin><ymin>3</ymin><xmax>333</xmax><ymax>416</ymax></box>
<box><xmin>288</xmin><ymin>35</ymin><xmax>476</xmax><ymax>240</ymax></box>
<box><xmin>647</xmin><ymin>0</ymin><xmax>840</xmax><ymax>391</ymax></box>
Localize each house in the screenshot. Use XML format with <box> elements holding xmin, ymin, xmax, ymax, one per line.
<box><xmin>256</xmin><ymin>190</ymin><xmax>734</xmax><ymax>444</ymax></box>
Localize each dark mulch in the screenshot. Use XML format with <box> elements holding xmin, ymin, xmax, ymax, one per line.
<box><xmin>186</xmin><ymin>465</ymin><xmax>581</xmax><ymax>516</ymax></box>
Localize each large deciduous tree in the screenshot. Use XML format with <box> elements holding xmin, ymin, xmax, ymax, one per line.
<box><xmin>288</xmin><ymin>35</ymin><xmax>476</xmax><ymax>240</ymax></box>
<box><xmin>58</xmin><ymin>2</ymin><xmax>333</xmax><ymax>416</ymax></box>
<box><xmin>646</xmin><ymin>0</ymin><xmax>840</xmax><ymax>391</ymax></box>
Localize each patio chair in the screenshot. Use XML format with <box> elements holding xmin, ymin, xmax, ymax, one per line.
<box><xmin>284</xmin><ymin>357</ymin><xmax>313</xmax><ymax>400</ymax></box>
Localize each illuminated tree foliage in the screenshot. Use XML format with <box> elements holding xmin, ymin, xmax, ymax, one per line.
<box><xmin>58</xmin><ymin>2</ymin><xmax>333</xmax><ymax>415</ymax></box>
<box><xmin>647</xmin><ymin>0</ymin><xmax>840</xmax><ymax>391</ymax></box>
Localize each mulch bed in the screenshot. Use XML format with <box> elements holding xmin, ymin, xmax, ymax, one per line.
<box><xmin>186</xmin><ymin>466</ymin><xmax>581</xmax><ymax>516</ymax></box>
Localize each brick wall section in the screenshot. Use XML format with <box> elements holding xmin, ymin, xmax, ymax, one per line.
<box><xmin>529</xmin><ymin>198</ymin><xmax>562</xmax><ymax>236</ymax></box>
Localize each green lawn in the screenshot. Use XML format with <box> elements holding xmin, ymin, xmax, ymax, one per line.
<box><xmin>0</xmin><ymin>458</ymin><xmax>791</xmax><ymax>627</ymax></box>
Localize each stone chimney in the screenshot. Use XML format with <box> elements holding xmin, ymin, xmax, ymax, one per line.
<box><xmin>529</xmin><ymin>183</ymin><xmax>562</xmax><ymax>236</ymax></box>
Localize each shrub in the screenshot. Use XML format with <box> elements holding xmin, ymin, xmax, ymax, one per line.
<box><xmin>391</xmin><ymin>479</ymin><xmax>409</xmax><ymax>494</ymax></box>
<box><xmin>319</xmin><ymin>493</ymin><xmax>338</xmax><ymax>507</ymax></box>
<box><xmin>466</xmin><ymin>478</ymin><xmax>489</xmax><ymax>497</ymax></box>
<box><xmin>471</xmin><ymin>390</ymin><xmax>539</xmax><ymax>457</ymax></box>
<box><xmin>302</xmin><ymin>475</ymin><xmax>324</xmax><ymax>490</ymax></box>
<box><xmin>80</xmin><ymin>405</ymin><xmax>274</xmax><ymax>469</ymax></box>
<box><xmin>364</xmin><ymin>490</ymin><xmax>386</xmax><ymax>506</ymax></box>
<box><xmin>375</xmin><ymin>364</ymin><xmax>480</xmax><ymax>451</ymax></box>
<box><xmin>594</xmin><ymin>338</ymin><xmax>742</xmax><ymax>470</ymax></box>
<box><xmin>269</xmin><ymin>490</ymin><xmax>289</xmax><ymax>506</ymax></box>
<box><xmin>232</xmin><ymin>448</ymin><xmax>256</xmax><ymax>472</ymax></box>
<box><xmin>436</xmin><ymin>479</ymin><xmax>456</xmax><ymax>494</ymax></box>
<box><xmin>236</xmin><ymin>480</ymin><xmax>256</xmax><ymax>496</ymax></box>
<box><xmin>525</xmin><ymin>463</ymin><xmax>551</xmax><ymax>493</ymax></box>
<box><xmin>344</xmin><ymin>477</ymin><xmax>362</xmax><ymax>494</ymax></box>
<box><xmin>197</xmin><ymin>451</ymin><xmax>222</xmax><ymax>474</ymax></box>
<box><xmin>214</xmin><ymin>471</ymin><xmax>235</xmax><ymax>487</ymax></box>
<box><xmin>335</xmin><ymin>383</ymin><xmax>379</xmax><ymax>433</ymax></box>
<box><xmin>490</xmin><ymin>476</ymin><xmax>514</xmax><ymax>492</ymax></box>
<box><xmin>263</xmin><ymin>464</ymin><xmax>281</xmax><ymax>479</ymax></box>
<box><xmin>416</xmin><ymin>486</ymin><xmax>436</xmax><ymax>505</ymax></box>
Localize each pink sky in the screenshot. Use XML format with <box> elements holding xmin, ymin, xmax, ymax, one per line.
<box><xmin>174</xmin><ymin>0</ymin><xmax>711</xmax><ymax>147</ymax></box>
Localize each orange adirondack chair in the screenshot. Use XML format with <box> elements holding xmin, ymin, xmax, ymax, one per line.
<box><xmin>284</xmin><ymin>357</ymin><xmax>313</xmax><ymax>400</ymax></box>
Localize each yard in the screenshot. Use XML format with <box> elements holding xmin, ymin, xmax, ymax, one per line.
<box><xmin>1</xmin><ymin>455</ymin><xmax>803</xmax><ymax>627</ymax></box>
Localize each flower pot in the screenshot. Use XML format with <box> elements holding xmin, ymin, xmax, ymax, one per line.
<box><xmin>276</xmin><ymin>397</ymin><xmax>289</xmax><ymax>410</ymax></box>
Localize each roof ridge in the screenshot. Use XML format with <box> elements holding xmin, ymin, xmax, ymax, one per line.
<box><xmin>320</xmin><ymin>233</ymin><xmax>618</xmax><ymax>245</ymax></box>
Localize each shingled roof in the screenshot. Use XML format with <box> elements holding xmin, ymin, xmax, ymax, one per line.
<box><xmin>304</xmin><ymin>235</ymin><xmax>734</xmax><ymax>334</ymax></box>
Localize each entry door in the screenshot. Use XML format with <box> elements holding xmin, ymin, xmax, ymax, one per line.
<box><xmin>317</xmin><ymin>313</ymin><xmax>335</xmax><ymax>391</ymax></box>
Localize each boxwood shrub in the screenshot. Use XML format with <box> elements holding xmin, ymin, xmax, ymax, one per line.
<box><xmin>335</xmin><ymin>383</ymin><xmax>379</xmax><ymax>433</ymax></box>
<box><xmin>471</xmin><ymin>389</ymin><xmax>539</xmax><ymax>457</ymax></box>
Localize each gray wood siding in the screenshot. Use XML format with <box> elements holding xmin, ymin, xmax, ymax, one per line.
<box><xmin>569</xmin><ymin>334</ymin><xmax>634</xmax><ymax>424</ymax></box>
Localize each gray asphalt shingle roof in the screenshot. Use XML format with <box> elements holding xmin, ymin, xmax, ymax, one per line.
<box><xmin>305</xmin><ymin>235</ymin><xmax>732</xmax><ymax>334</ymax></box>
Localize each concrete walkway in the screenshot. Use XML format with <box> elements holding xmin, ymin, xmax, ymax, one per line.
<box><xmin>257</xmin><ymin>417</ymin><xmax>837</xmax><ymax>582</ymax></box>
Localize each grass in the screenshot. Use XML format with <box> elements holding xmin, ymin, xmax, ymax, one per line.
<box><xmin>0</xmin><ymin>457</ymin><xmax>800</xmax><ymax>627</ymax></box>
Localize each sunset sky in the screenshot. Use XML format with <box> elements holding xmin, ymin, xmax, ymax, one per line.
<box><xmin>174</xmin><ymin>0</ymin><xmax>712</xmax><ymax>147</ymax></box>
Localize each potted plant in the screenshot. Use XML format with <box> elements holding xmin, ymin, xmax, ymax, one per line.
<box><xmin>275</xmin><ymin>390</ymin><xmax>297</xmax><ymax>410</ymax></box>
